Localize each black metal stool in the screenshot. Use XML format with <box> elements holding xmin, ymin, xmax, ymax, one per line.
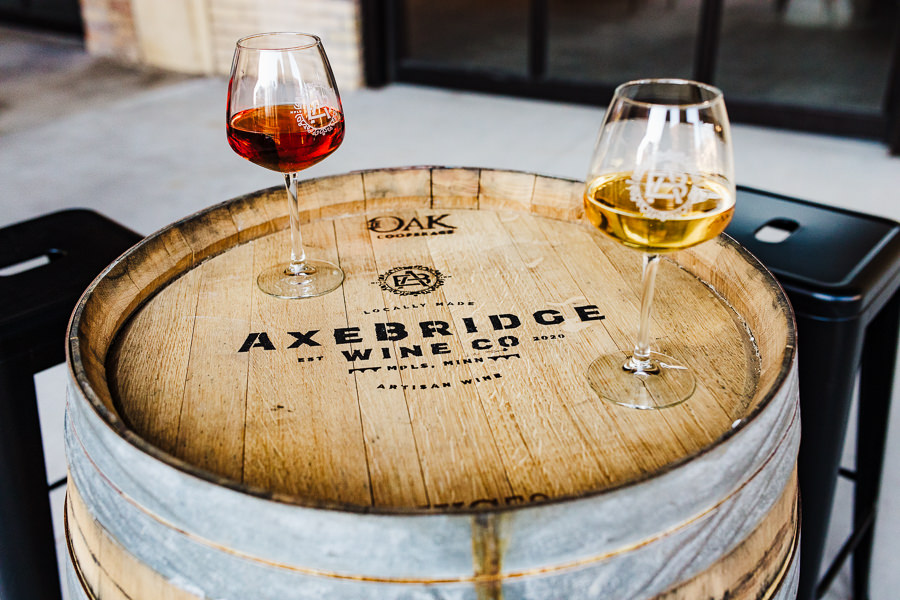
<box><xmin>0</xmin><ymin>209</ymin><xmax>141</xmax><ymax>600</ymax></box>
<box><xmin>727</xmin><ymin>187</ymin><xmax>900</xmax><ymax>600</ymax></box>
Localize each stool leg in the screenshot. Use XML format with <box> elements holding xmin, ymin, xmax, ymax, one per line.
<box><xmin>853</xmin><ymin>292</ymin><xmax>900</xmax><ymax>600</ymax></box>
<box><xmin>794</xmin><ymin>315</ymin><xmax>866</xmax><ymax>600</ymax></box>
<box><xmin>0</xmin><ymin>356</ymin><xmax>63</xmax><ymax>600</ymax></box>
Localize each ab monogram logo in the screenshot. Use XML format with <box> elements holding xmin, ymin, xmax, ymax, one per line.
<box><xmin>291</xmin><ymin>84</ymin><xmax>337</xmax><ymax>135</ymax></box>
<box><xmin>628</xmin><ymin>151</ymin><xmax>720</xmax><ymax>220</ymax></box>
<box><xmin>376</xmin><ymin>265</ymin><xmax>447</xmax><ymax>296</ymax></box>
<box><xmin>291</xmin><ymin>102</ymin><xmax>337</xmax><ymax>135</ymax></box>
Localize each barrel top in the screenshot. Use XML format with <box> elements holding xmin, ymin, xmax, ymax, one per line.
<box><xmin>69</xmin><ymin>167</ymin><xmax>795</xmax><ymax>513</ymax></box>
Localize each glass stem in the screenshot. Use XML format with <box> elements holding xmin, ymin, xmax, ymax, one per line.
<box><xmin>628</xmin><ymin>253</ymin><xmax>660</xmax><ymax>372</ymax></box>
<box><xmin>284</xmin><ymin>172</ymin><xmax>309</xmax><ymax>275</ymax></box>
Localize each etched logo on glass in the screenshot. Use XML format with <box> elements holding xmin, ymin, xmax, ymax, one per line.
<box><xmin>628</xmin><ymin>151</ymin><xmax>720</xmax><ymax>220</ymax></box>
<box><xmin>292</xmin><ymin>84</ymin><xmax>338</xmax><ymax>135</ymax></box>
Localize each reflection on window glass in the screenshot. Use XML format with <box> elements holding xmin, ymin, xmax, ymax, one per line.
<box><xmin>404</xmin><ymin>0</ymin><xmax>529</xmax><ymax>75</ymax></box>
<box><xmin>548</xmin><ymin>0</ymin><xmax>700</xmax><ymax>84</ymax></box>
<box><xmin>716</xmin><ymin>0</ymin><xmax>896</xmax><ymax>113</ymax></box>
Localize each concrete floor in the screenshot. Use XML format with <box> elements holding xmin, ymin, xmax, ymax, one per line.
<box><xmin>3</xmin><ymin>22</ymin><xmax>900</xmax><ymax>600</ymax></box>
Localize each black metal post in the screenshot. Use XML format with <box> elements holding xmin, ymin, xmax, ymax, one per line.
<box><xmin>852</xmin><ymin>292</ymin><xmax>900</xmax><ymax>599</ymax></box>
<box><xmin>0</xmin><ymin>355</ymin><xmax>63</xmax><ymax>600</ymax></box>
<box><xmin>693</xmin><ymin>0</ymin><xmax>723</xmax><ymax>83</ymax></box>
<box><xmin>528</xmin><ymin>0</ymin><xmax>548</xmax><ymax>81</ymax></box>
<box><xmin>882</xmin><ymin>17</ymin><xmax>900</xmax><ymax>154</ymax></box>
<box><xmin>793</xmin><ymin>315</ymin><xmax>867</xmax><ymax>600</ymax></box>
<box><xmin>816</xmin><ymin>510</ymin><xmax>876</xmax><ymax>598</ymax></box>
<box><xmin>361</xmin><ymin>0</ymin><xmax>390</xmax><ymax>87</ymax></box>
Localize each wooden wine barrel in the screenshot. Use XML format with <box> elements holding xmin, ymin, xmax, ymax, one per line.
<box><xmin>64</xmin><ymin>166</ymin><xmax>800</xmax><ymax>600</ymax></box>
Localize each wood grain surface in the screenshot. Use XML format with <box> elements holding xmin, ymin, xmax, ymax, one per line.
<box><xmin>76</xmin><ymin>167</ymin><xmax>790</xmax><ymax>510</ymax></box>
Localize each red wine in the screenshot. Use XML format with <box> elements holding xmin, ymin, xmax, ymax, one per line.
<box><xmin>227</xmin><ymin>103</ymin><xmax>344</xmax><ymax>173</ymax></box>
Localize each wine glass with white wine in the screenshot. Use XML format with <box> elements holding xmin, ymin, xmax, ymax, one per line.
<box><xmin>583</xmin><ymin>79</ymin><xmax>736</xmax><ymax>410</ymax></box>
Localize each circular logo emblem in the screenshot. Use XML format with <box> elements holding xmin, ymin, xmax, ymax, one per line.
<box><xmin>627</xmin><ymin>151</ymin><xmax>718</xmax><ymax>221</ymax></box>
<box><xmin>291</xmin><ymin>84</ymin><xmax>338</xmax><ymax>136</ymax></box>
<box><xmin>376</xmin><ymin>265</ymin><xmax>447</xmax><ymax>296</ymax></box>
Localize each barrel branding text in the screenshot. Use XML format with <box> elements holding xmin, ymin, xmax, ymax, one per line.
<box><xmin>367</xmin><ymin>213</ymin><xmax>457</xmax><ymax>239</ymax></box>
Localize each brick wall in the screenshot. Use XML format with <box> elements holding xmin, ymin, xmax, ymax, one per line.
<box><xmin>78</xmin><ymin>0</ymin><xmax>365</xmax><ymax>89</ymax></box>
<box><xmin>79</xmin><ymin>0</ymin><xmax>141</xmax><ymax>63</ymax></box>
<box><xmin>210</xmin><ymin>0</ymin><xmax>363</xmax><ymax>88</ymax></box>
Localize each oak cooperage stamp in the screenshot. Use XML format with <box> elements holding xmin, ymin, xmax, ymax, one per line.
<box><xmin>367</xmin><ymin>214</ymin><xmax>457</xmax><ymax>239</ymax></box>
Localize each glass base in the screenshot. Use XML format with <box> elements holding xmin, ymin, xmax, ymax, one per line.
<box><xmin>257</xmin><ymin>260</ymin><xmax>344</xmax><ymax>299</ymax></box>
<box><xmin>585</xmin><ymin>351</ymin><xmax>696</xmax><ymax>410</ymax></box>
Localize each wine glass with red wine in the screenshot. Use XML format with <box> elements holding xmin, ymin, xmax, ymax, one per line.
<box><xmin>227</xmin><ymin>32</ymin><xmax>345</xmax><ymax>298</ymax></box>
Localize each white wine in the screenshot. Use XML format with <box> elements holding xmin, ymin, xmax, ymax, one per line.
<box><xmin>584</xmin><ymin>171</ymin><xmax>735</xmax><ymax>253</ymax></box>
<box><xmin>581</xmin><ymin>80</ymin><xmax>734</xmax><ymax>409</ymax></box>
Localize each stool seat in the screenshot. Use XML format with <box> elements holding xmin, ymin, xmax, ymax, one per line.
<box><xmin>1</xmin><ymin>209</ymin><xmax>140</xmax><ymax>353</ymax></box>
<box><xmin>729</xmin><ymin>187</ymin><xmax>900</xmax><ymax>318</ymax></box>
<box><xmin>727</xmin><ymin>186</ymin><xmax>900</xmax><ymax>600</ymax></box>
<box><xmin>0</xmin><ymin>209</ymin><xmax>141</xmax><ymax>600</ymax></box>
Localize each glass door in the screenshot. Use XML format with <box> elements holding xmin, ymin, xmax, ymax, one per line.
<box><xmin>363</xmin><ymin>0</ymin><xmax>900</xmax><ymax>152</ymax></box>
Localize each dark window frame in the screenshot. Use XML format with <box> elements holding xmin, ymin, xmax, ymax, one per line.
<box><xmin>0</xmin><ymin>0</ymin><xmax>83</xmax><ymax>33</ymax></box>
<box><xmin>362</xmin><ymin>0</ymin><xmax>900</xmax><ymax>154</ymax></box>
